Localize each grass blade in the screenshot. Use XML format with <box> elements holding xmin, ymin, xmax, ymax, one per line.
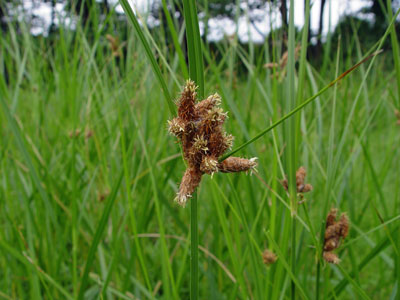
<box><xmin>119</xmin><ymin>0</ymin><xmax>176</xmax><ymax>114</ymax></box>
<box><xmin>183</xmin><ymin>0</ymin><xmax>204</xmax><ymax>97</ymax></box>
<box><xmin>77</xmin><ymin>171</ymin><xmax>124</xmax><ymax>299</ymax></box>
<box><xmin>182</xmin><ymin>1</ymin><xmax>205</xmax><ymax>299</ymax></box>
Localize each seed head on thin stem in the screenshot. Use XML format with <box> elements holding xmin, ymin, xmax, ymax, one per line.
<box><xmin>168</xmin><ymin>80</ymin><xmax>258</xmax><ymax>206</ymax></box>
<box><xmin>322</xmin><ymin>208</ymin><xmax>350</xmax><ymax>264</ymax></box>
<box><xmin>282</xmin><ymin>166</ymin><xmax>313</xmax><ymax>196</ymax></box>
<box><xmin>262</xmin><ymin>249</ymin><xmax>277</xmax><ymax>265</ymax></box>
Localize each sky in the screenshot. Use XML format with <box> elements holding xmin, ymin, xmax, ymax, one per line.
<box><xmin>22</xmin><ymin>0</ymin><xmax>374</xmax><ymax>42</ymax></box>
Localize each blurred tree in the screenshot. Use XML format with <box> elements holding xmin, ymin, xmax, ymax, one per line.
<box><xmin>0</xmin><ymin>2</ymin><xmax>6</xmax><ymax>32</ymax></box>
<box><xmin>280</xmin><ymin>0</ymin><xmax>287</xmax><ymax>30</ymax></box>
<box><xmin>364</xmin><ymin>0</ymin><xmax>400</xmax><ymax>25</ymax></box>
<box><xmin>317</xmin><ymin>0</ymin><xmax>326</xmax><ymax>50</ymax></box>
<box><xmin>0</xmin><ymin>1</ymin><xmax>14</xmax><ymax>32</ymax></box>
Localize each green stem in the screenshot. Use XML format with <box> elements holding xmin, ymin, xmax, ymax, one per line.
<box><xmin>190</xmin><ymin>193</ymin><xmax>199</xmax><ymax>300</ymax></box>
<box><xmin>316</xmin><ymin>260</ymin><xmax>320</xmax><ymax>300</ymax></box>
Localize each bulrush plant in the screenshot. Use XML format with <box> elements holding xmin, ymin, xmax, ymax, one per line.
<box><xmin>323</xmin><ymin>208</ymin><xmax>350</xmax><ymax>264</ymax></box>
<box><xmin>168</xmin><ymin>80</ymin><xmax>257</xmax><ymax>206</ymax></box>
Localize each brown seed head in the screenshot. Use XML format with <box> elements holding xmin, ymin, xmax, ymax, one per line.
<box><xmin>192</xmin><ymin>135</ymin><xmax>209</xmax><ymax>154</ymax></box>
<box><xmin>200</xmin><ymin>156</ymin><xmax>219</xmax><ymax>175</ymax></box>
<box><xmin>168</xmin><ymin>81</ymin><xmax>257</xmax><ymax>206</ymax></box>
<box><xmin>178</xmin><ymin>80</ymin><xmax>197</xmax><ymax>121</ymax></box>
<box><xmin>339</xmin><ymin>213</ymin><xmax>349</xmax><ymax>238</ymax></box>
<box><xmin>176</xmin><ymin>167</ymin><xmax>203</xmax><ymax>207</ymax></box>
<box><xmin>326</xmin><ymin>208</ymin><xmax>338</xmax><ymax>227</ymax></box>
<box><xmin>262</xmin><ymin>249</ymin><xmax>277</xmax><ymax>265</ymax></box>
<box><xmin>282</xmin><ymin>166</ymin><xmax>313</xmax><ymax>194</ymax></box>
<box><xmin>195</xmin><ymin>93</ymin><xmax>221</xmax><ymax>116</ymax></box>
<box><xmin>323</xmin><ymin>252</ymin><xmax>340</xmax><ymax>264</ymax></box>
<box><xmin>323</xmin><ymin>208</ymin><xmax>350</xmax><ymax>263</ymax></box>
<box><xmin>168</xmin><ymin>118</ymin><xmax>186</xmax><ymax>137</ymax></box>
<box><xmin>217</xmin><ymin>157</ymin><xmax>258</xmax><ymax>173</ymax></box>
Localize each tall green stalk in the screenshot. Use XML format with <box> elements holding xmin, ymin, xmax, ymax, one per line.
<box><xmin>190</xmin><ymin>193</ymin><xmax>199</xmax><ymax>299</ymax></box>
<box><xmin>286</xmin><ymin>1</ymin><xmax>297</xmax><ymax>298</ymax></box>
<box><xmin>182</xmin><ymin>1</ymin><xmax>204</xmax><ymax>299</ymax></box>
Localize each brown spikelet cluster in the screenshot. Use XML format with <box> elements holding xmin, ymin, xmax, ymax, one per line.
<box><xmin>282</xmin><ymin>166</ymin><xmax>313</xmax><ymax>195</ymax></box>
<box><xmin>168</xmin><ymin>80</ymin><xmax>257</xmax><ymax>206</ymax></box>
<box><xmin>262</xmin><ymin>249</ymin><xmax>277</xmax><ymax>265</ymax></box>
<box><xmin>106</xmin><ymin>34</ymin><xmax>125</xmax><ymax>57</ymax></box>
<box><xmin>264</xmin><ymin>45</ymin><xmax>301</xmax><ymax>81</ymax></box>
<box><xmin>395</xmin><ymin>109</ymin><xmax>400</xmax><ymax>125</ymax></box>
<box><xmin>323</xmin><ymin>208</ymin><xmax>349</xmax><ymax>264</ymax></box>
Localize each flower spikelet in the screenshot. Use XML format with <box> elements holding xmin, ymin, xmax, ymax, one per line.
<box><xmin>323</xmin><ymin>208</ymin><xmax>349</xmax><ymax>264</ymax></box>
<box><xmin>167</xmin><ymin>80</ymin><xmax>258</xmax><ymax>206</ymax></box>
<box><xmin>217</xmin><ymin>157</ymin><xmax>257</xmax><ymax>173</ymax></box>
<box><xmin>175</xmin><ymin>167</ymin><xmax>203</xmax><ymax>207</ymax></box>
<box><xmin>262</xmin><ymin>249</ymin><xmax>277</xmax><ymax>265</ymax></box>
<box><xmin>168</xmin><ymin>118</ymin><xmax>185</xmax><ymax>137</ymax></box>
<box><xmin>178</xmin><ymin>80</ymin><xmax>197</xmax><ymax>121</ymax></box>
<box><xmin>323</xmin><ymin>252</ymin><xmax>340</xmax><ymax>264</ymax></box>
<box><xmin>282</xmin><ymin>166</ymin><xmax>313</xmax><ymax>194</ymax></box>
<box><xmin>200</xmin><ymin>156</ymin><xmax>219</xmax><ymax>175</ymax></box>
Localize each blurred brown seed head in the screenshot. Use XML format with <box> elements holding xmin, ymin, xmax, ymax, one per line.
<box><xmin>106</xmin><ymin>34</ymin><xmax>125</xmax><ymax>57</ymax></box>
<box><xmin>262</xmin><ymin>249</ymin><xmax>277</xmax><ymax>265</ymax></box>
<box><xmin>282</xmin><ymin>166</ymin><xmax>313</xmax><ymax>194</ymax></box>
<box><xmin>323</xmin><ymin>208</ymin><xmax>349</xmax><ymax>264</ymax></box>
<box><xmin>85</xmin><ymin>129</ymin><xmax>93</xmax><ymax>139</ymax></box>
<box><xmin>69</xmin><ymin>129</ymin><xmax>81</xmax><ymax>138</ymax></box>
<box><xmin>323</xmin><ymin>252</ymin><xmax>340</xmax><ymax>264</ymax></box>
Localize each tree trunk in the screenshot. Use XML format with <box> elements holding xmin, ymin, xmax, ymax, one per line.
<box><xmin>316</xmin><ymin>0</ymin><xmax>326</xmax><ymax>54</ymax></box>
<box><xmin>280</xmin><ymin>0</ymin><xmax>287</xmax><ymax>29</ymax></box>
<box><xmin>0</xmin><ymin>2</ymin><xmax>6</xmax><ymax>32</ymax></box>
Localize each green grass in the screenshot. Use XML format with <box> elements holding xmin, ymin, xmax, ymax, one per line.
<box><xmin>1</xmin><ymin>2</ymin><xmax>400</xmax><ymax>299</ymax></box>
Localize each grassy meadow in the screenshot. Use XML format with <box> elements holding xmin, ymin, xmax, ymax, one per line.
<box><xmin>1</xmin><ymin>1</ymin><xmax>400</xmax><ymax>299</ymax></box>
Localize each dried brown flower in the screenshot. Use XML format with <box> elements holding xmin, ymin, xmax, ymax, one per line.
<box><xmin>262</xmin><ymin>249</ymin><xmax>277</xmax><ymax>265</ymax></box>
<box><xmin>168</xmin><ymin>80</ymin><xmax>257</xmax><ymax>206</ymax></box>
<box><xmin>282</xmin><ymin>166</ymin><xmax>313</xmax><ymax>194</ymax></box>
<box><xmin>323</xmin><ymin>252</ymin><xmax>340</xmax><ymax>264</ymax></box>
<box><xmin>69</xmin><ymin>129</ymin><xmax>81</xmax><ymax>138</ymax></box>
<box><xmin>323</xmin><ymin>208</ymin><xmax>349</xmax><ymax>264</ymax></box>
<box><xmin>106</xmin><ymin>34</ymin><xmax>125</xmax><ymax>57</ymax></box>
<box><xmin>264</xmin><ymin>45</ymin><xmax>301</xmax><ymax>81</ymax></box>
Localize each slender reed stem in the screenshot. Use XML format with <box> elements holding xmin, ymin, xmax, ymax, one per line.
<box><xmin>190</xmin><ymin>193</ymin><xmax>198</xmax><ymax>300</ymax></box>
